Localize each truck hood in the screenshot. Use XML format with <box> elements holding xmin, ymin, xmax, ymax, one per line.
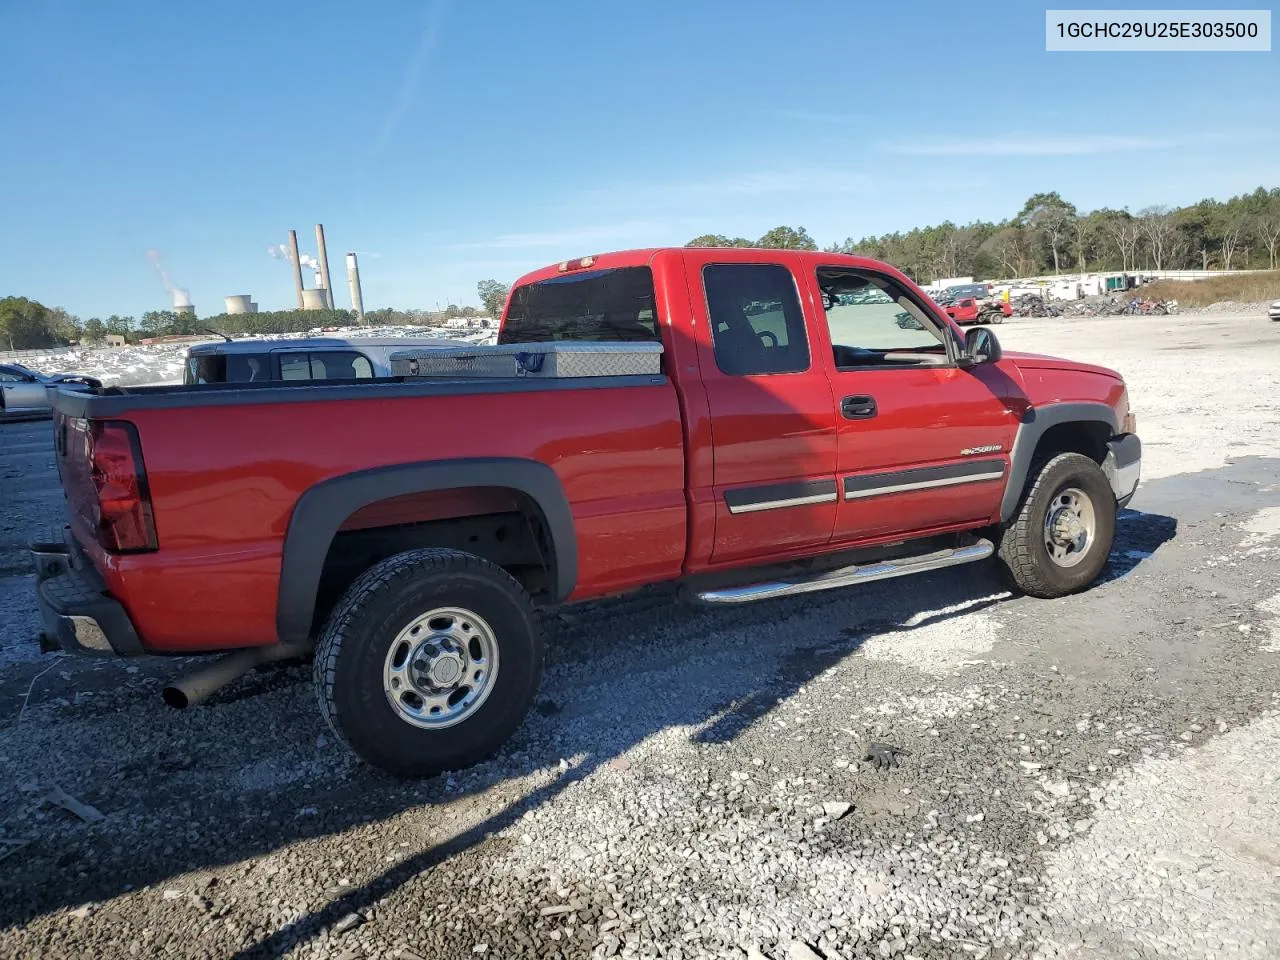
<box><xmin>1003</xmin><ymin>350</ymin><xmax>1123</xmax><ymax>382</ymax></box>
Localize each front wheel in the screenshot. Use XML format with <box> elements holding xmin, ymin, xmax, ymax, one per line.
<box><xmin>314</xmin><ymin>548</ymin><xmax>542</xmax><ymax>778</ymax></box>
<box><xmin>997</xmin><ymin>453</ymin><xmax>1116</xmax><ymax>598</ymax></box>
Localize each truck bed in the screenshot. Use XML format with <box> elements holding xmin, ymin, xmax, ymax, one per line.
<box><xmin>53</xmin><ymin>369</ymin><xmax>668</xmax><ymax>417</ymax></box>
<box><xmin>50</xmin><ymin>368</ymin><xmax>687</xmax><ymax>653</ymax></box>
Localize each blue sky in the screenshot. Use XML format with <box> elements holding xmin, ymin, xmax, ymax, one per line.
<box><xmin>1</xmin><ymin>1</ymin><xmax>1277</xmax><ymax>318</ymax></box>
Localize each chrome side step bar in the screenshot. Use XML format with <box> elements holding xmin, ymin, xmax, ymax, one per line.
<box><xmin>693</xmin><ymin>539</ymin><xmax>995</xmax><ymax>605</ymax></box>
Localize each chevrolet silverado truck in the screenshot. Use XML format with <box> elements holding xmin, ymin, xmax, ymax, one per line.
<box><xmin>31</xmin><ymin>247</ymin><xmax>1141</xmax><ymax>777</ymax></box>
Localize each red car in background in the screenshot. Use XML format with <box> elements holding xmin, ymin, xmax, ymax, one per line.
<box><xmin>938</xmin><ymin>283</ymin><xmax>1012</xmax><ymax>326</ymax></box>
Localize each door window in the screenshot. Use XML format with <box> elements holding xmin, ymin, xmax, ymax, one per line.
<box><xmin>815</xmin><ymin>267</ymin><xmax>951</xmax><ymax>369</ymax></box>
<box><xmin>703</xmin><ymin>263</ymin><xmax>809</xmax><ymax>375</ymax></box>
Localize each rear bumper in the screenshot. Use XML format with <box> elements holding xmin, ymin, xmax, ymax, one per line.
<box><xmin>30</xmin><ymin>527</ymin><xmax>144</xmax><ymax>657</ymax></box>
<box><xmin>1103</xmin><ymin>434</ymin><xmax>1141</xmax><ymax>509</ymax></box>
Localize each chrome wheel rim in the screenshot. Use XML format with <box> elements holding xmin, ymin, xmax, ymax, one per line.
<box><xmin>383</xmin><ymin>607</ymin><xmax>499</xmax><ymax>729</ymax></box>
<box><xmin>1043</xmin><ymin>486</ymin><xmax>1097</xmax><ymax>569</ymax></box>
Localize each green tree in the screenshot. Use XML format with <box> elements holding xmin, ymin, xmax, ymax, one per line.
<box><xmin>755</xmin><ymin>226</ymin><xmax>817</xmax><ymax>250</ymax></box>
<box><xmin>1257</xmin><ymin>196</ymin><xmax>1280</xmax><ymax>270</ymax></box>
<box><xmin>686</xmin><ymin>234</ymin><xmax>753</xmax><ymax>248</ymax></box>
<box><xmin>83</xmin><ymin>317</ymin><xmax>105</xmax><ymax>344</ymax></box>
<box><xmin>980</xmin><ymin>227</ymin><xmax>1032</xmax><ymax>278</ymax></box>
<box><xmin>1017</xmin><ymin>192</ymin><xmax>1077</xmax><ymax>273</ymax></box>
<box><xmin>45</xmin><ymin>306</ymin><xmax>81</xmax><ymax>343</ymax></box>
<box><xmin>0</xmin><ymin>297</ymin><xmax>57</xmax><ymax>350</ymax></box>
<box><xmin>476</xmin><ymin>279</ymin><xmax>510</xmax><ymax>319</ymax></box>
<box><xmin>1138</xmin><ymin>206</ymin><xmax>1178</xmax><ymax>270</ymax></box>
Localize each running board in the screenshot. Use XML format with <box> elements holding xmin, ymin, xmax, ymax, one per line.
<box><xmin>693</xmin><ymin>539</ymin><xmax>995</xmax><ymax>605</ymax></box>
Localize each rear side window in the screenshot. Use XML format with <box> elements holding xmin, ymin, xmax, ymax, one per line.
<box><xmin>279</xmin><ymin>351</ymin><xmax>374</xmax><ymax>381</ymax></box>
<box><xmin>703</xmin><ymin>263</ymin><xmax>809</xmax><ymax>375</ymax></box>
<box><xmin>500</xmin><ymin>266</ymin><xmax>660</xmax><ymax>344</ymax></box>
<box><xmin>185</xmin><ymin>355</ymin><xmax>221</xmax><ymax>384</ymax></box>
<box><xmin>224</xmin><ymin>354</ymin><xmax>271</xmax><ymax>383</ymax></box>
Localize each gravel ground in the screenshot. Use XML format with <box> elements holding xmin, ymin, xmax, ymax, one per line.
<box><xmin>2</xmin><ymin>310</ymin><xmax>1279</xmax><ymax>960</ymax></box>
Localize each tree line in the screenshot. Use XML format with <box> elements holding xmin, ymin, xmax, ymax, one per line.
<box><xmin>0</xmin><ymin>299</ymin><xmax>490</xmax><ymax>352</ymax></box>
<box><xmin>7</xmin><ymin>187</ymin><xmax>1277</xmax><ymax>352</ymax></box>
<box><xmin>685</xmin><ymin>186</ymin><xmax>1280</xmax><ymax>284</ymax></box>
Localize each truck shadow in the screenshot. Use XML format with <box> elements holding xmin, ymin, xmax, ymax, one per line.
<box><xmin>0</xmin><ymin>519</ymin><xmax>1186</xmax><ymax>952</ymax></box>
<box><xmin>2</xmin><ymin>524</ymin><xmax>1181</xmax><ymax>953</ymax></box>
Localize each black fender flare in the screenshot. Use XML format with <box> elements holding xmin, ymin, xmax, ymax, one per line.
<box><xmin>999</xmin><ymin>402</ymin><xmax>1119</xmax><ymax>523</ymax></box>
<box><xmin>276</xmin><ymin>458</ymin><xmax>577</xmax><ymax>643</ymax></box>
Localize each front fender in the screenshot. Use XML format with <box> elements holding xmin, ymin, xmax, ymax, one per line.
<box><xmin>999</xmin><ymin>402</ymin><xmax>1120</xmax><ymax>522</ymax></box>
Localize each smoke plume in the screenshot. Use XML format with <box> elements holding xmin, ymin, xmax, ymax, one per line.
<box><xmin>269</xmin><ymin>244</ymin><xmax>321</xmax><ymax>271</ymax></box>
<box><xmin>146</xmin><ymin>249</ymin><xmax>192</xmax><ymax>308</ymax></box>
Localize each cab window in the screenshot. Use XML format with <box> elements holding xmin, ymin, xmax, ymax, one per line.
<box><xmin>279</xmin><ymin>351</ymin><xmax>374</xmax><ymax>381</ymax></box>
<box><xmin>703</xmin><ymin>263</ymin><xmax>809</xmax><ymax>376</ymax></box>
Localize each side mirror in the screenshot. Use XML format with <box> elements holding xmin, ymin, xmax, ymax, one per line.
<box><xmin>962</xmin><ymin>326</ymin><xmax>1002</xmax><ymax>365</ymax></box>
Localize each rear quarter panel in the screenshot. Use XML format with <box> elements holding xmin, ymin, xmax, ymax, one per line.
<box><xmin>97</xmin><ymin>383</ymin><xmax>686</xmax><ymax>652</ymax></box>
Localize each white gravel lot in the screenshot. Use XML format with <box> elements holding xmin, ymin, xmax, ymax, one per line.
<box><xmin>1</xmin><ymin>308</ymin><xmax>1279</xmax><ymax>960</ymax></box>
<box><xmin>997</xmin><ymin>311</ymin><xmax>1280</xmax><ymax>482</ymax></box>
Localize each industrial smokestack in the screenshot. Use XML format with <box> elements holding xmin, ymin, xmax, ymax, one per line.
<box><xmin>287</xmin><ymin>230</ymin><xmax>305</xmax><ymax>309</ymax></box>
<box><xmin>315</xmin><ymin>224</ymin><xmax>334</xmax><ymax>309</ymax></box>
<box><xmin>346</xmin><ymin>252</ymin><xmax>364</xmax><ymax>322</ymax></box>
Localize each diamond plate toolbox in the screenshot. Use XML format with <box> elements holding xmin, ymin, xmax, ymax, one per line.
<box><xmin>390</xmin><ymin>341</ymin><xmax>663</xmax><ymax>379</ymax></box>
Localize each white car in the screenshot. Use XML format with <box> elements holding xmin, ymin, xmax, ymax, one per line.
<box><xmin>0</xmin><ymin>363</ymin><xmax>100</xmax><ymax>420</ymax></box>
<box><xmin>1269</xmin><ymin>299</ymin><xmax>1280</xmax><ymax>321</ymax></box>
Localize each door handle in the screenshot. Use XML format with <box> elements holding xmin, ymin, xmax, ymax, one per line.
<box><xmin>841</xmin><ymin>395</ymin><xmax>877</xmax><ymax>419</ymax></box>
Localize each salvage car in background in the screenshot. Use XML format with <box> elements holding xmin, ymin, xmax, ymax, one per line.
<box><xmin>182</xmin><ymin>336</ymin><xmax>463</xmax><ymax>384</ymax></box>
<box><xmin>1269</xmin><ymin>299</ymin><xmax>1280</xmax><ymax>321</ymax></box>
<box><xmin>0</xmin><ymin>363</ymin><xmax>100</xmax><ymax>420</ymax></box>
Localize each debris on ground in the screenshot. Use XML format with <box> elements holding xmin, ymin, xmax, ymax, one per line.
<box><xmin>36</xmin><ymin>785</ymin><xmax>105</xmax><ymax>823</ymax></box>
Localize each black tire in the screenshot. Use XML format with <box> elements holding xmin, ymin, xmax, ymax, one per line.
<box><xmin>314</xmin><ymin>547</ymin><xmax>541</xmax><ymax>778</ymax></box>
<box><xmin>996</xmin><ymin>453</ymin><xmax>1116</xmax><ymax>599</ymax></box>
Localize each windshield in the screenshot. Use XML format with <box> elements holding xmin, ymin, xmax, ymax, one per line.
<box><xmin>499</xmin><ymin>266</ymin><xmax>660</xmax><ymax>344</ymax></box>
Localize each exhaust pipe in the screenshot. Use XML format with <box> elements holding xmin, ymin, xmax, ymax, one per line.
<box><xmin>162</xmin><ymin>641</ymin><xmax>313</xmax><ymax>709</ymax></box>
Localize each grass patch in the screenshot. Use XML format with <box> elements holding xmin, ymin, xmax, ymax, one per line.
<box><xmin>1141</xmin><ymin>271</ymin><xmax>1280</xmax><ymax>308</ymax></box>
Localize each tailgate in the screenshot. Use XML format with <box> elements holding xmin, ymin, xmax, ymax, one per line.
<box><xmin>54</xmin><ymin>410</ymin><xmax>101</xmax><ymax>544</ymax></box>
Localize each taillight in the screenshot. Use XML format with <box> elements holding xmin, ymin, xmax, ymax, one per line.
<box><xmin>88</xmin><ymin>421</ymin><xmax>158</xmax><ymax>553</ymax></box>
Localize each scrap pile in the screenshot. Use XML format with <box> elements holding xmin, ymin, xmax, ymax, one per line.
<box><xmin>1011</xmin><ymin>294</ymin><xmax>1062</xmax><ymax>318</ymax></box>
<box><xmin>1011</xmin><ymin>294</ymin><xmax>1178</xmax><ymax>319</ymax></box>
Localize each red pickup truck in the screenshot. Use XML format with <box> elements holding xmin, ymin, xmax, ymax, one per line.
<box><xmin>31</xmin><ymin>247</ymin><xmax>1140</xmax><ymax>776</ymax></box>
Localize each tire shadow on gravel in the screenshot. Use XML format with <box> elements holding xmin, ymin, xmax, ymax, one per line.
<box><xmin>1095</xmin><ymin>508</ymin><xmax>1178</xmax><ymax>585</ymax></box>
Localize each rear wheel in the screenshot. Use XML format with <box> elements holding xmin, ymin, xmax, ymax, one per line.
<box><xmin>997</xmin><ymin>453</ymin><xmax>1115</xmax><ymax>598</ymax></box>
<box><xmin>314</xmin><ymin>548</ymin><xmax>541</xmax><ymax>778</ymax></box>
